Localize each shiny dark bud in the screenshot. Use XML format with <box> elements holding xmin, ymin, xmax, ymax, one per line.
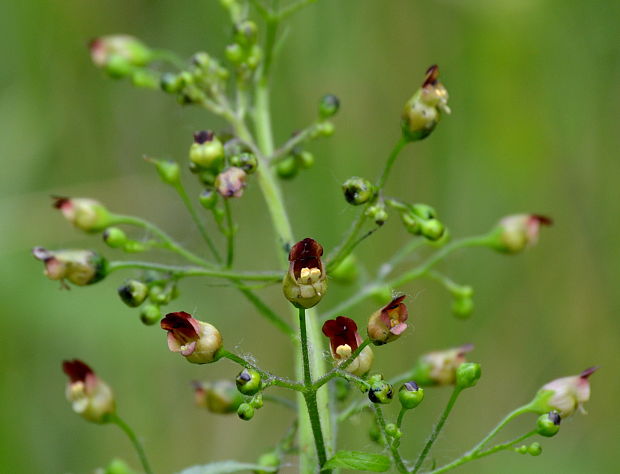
<box><xmin>343</xmin><ymin>177</ymin><xmax>376</xmax><ymax>206</ymax></box>
<box><xmin>319</xmin><ymin>94</ymin><xmax>340</xmax><ymax>119</ymax></box>
<box><xmin>118</xmin><ymin>279</ymin><xmax>148</xmax><ymax>307</ymax></box>
<box><xmin>368</xmin><ymin>380</ymin><xmax>393</xmax><ymax>404</ymax></box>
<box><xmin>236</xmin><ymin>368</ymin><xmax>262</xmax><ymax>396</ymax></box>
<box><xmin>237</xmin><ymin>402</ymin><xmax>255</xmax><ymax>421</ymax></box>
<box><xmin>537</xmin><ymin>411</ymin><xmax>561</xmax><ymax>437</ymax></box>
<box><xmin>398</xmin><ymin>381</ymin><xmax>425</xmax><ymax>409</ymax></box>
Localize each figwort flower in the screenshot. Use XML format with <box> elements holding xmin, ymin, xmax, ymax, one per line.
<box><xmin>530</xmin><ymin>367</ymin><xmax>598</xmax><ymax>417</ymax></box>
<box><xmin>367</xmin><ymin>295</ymin><xmax>409</xmax><ymax>345</ymax></box>
<box><xmin>160</xmin><ymin>311</ymin><xmax>222</xmax><ymax>364</ymax></box>
<box><xmin>89</xmin><ymin>35</ymin><xmax>152</xmax><ymax>77</ymax></box>
<box><xmin>491</xmin><ymin>214</ymin><xmax>552</xmax><ymax>254</ymax></box>
<box><xmin>62</xmin><ymin>359</ymin><xmax>115</xmax><ymax>423</ymax></box>
<box><xmin>216</xmin><ymin>167</ymin><xmax>247</xmax><ymax>198</ymax></box>
<box><xmin>52</xmin><ymin>197</ymin><xmax>113</xmax><ymax>233</ymax></box>
<box><xmin>33</xmin><ymin>247</ymin><xmax>107</xmax><ymax>286</ymax></box>
<box><xmin>193</xmin><ymin>380</ymin><xmax>244</xmax><ymax>414</ymax></box>
<box><xmin>410</xmin><ymin>344</ymin><xmax>474</xmax><ymax>386</ymax></box>
<box><xmin>401</xmin><ymin>65</ymin><xmax>450</xmax><ymax>142</ymax></box>
<box><xmin>283</xmin><ymin>238</ymin><xmax>327</xmax><ymax>308</ymax></box>
<box><xmin>322</xmin><ymin>316</ymin><xmax>374</xmax><ymax>376</ymax></box>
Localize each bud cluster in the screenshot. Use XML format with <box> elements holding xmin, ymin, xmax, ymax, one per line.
<box><xmin>276</xmin><ymin>146</ymin><xmax>315</xmax><ymax>180</ymax></box>
<box><xmin>387</xmin><ymin>200</ymin><xmax>446</xmax><ymax>241</ymax></box>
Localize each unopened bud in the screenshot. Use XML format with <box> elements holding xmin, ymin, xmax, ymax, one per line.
<box><xmin>410</xmin><ymin>344</ymin><xmax>474</xmax><ymax>386</ymax></box>
<box><xmin>89</xmin><ymin>35</ymin><xmax>152</xmax><ymax>77</ymax></box>
<box><xmin>199</xmin><ymin>189</ymin><xmax>219</xmax><ymax>209</ymax></box>
<box><xmin>237</xmin><ymin>402</ymin><xmax>255</xmax><ymax>421</ymax></box>
<box><xmin>225</xmin><ymin>43</ymin><xmax>245</xmax><ymax>64</ymax></box>
<box><xmin>230</xmin><ymin>152</ymin><xmax>258</xmax><ymax>174</ymax></box>
<box><xmin>452</xmin><ymin>294</ymin><xmax>474</xmax><ymax>320</ymax></box>
<box><xmin>145</xmin><ymin>157</ymin><xmax>180</xmax><ymax>185</ymax></box>
<box><xmin>419</xmin><ymin>218</ymin><xmax>445</xmax><ymax>241</ymax></box>
<box><xmin>536</xmin><ymin>411</ymin><xmax>561</xmax><ymax>437</ymax></box>
<box><xmin>249</xmin><ymin>393</ymin><xmax>264</xmax><ymax>409</ymax></box>
<box><xmin>398</xmin><ymin>381</ymin><xmax>425</xmax><ymax>410</ymax></box>
<box><xmin>254</xmin><ymin>451</ymin><xmax>281</xmax><ymax>474</ymax></box>
<box><xmin>385</xmin><ymin>423</ymin><xmax>401</xmax><ymax>439</ymax></box>
<box><xmin>104</xmin><ymin>458</ymin><xmax>136</xmax><ymax>474</ymax></box>
<box><xmin>140</xmin><ymin>304</ymin><xmax>161</xmax><ymax>326</ymax></box>
<box><xmin>234</xmin><ymin>21</ymin><xmax>258</xmax><ymax>46</ymax></box>
<box><xmin>236</xmin><ymin>369</ymin><xmax>262</xmax><ymax>396</ymax></box>
<box><xmin>216</xmin><ymin>167</ymin><xmax>247</xmax><ymax>198</ymax></box>
<box><xmin>319</xmin><ymin>94</ymin><xmax>340</xmax><ymax>119</ymax></box>
<box><xmin>342</xmin><ymin>177</ymin><xmax>377</xmax><ymax>206</ymax></box>
<box><xmin>529</xmin><ymin>367</ymin><xmax>597</xmax><ymax>418</ymax></box>
<box><xmin>194</xmin><ymin>380</ymin><xmax>244</xmax><ymax>414</ymax></box>
<box><xmin>313</xmin><ymin>121</ymin><xmax>335</xmax><ymax>137</ymax></box>
<box><xmin>117</xmin><ymin>279</ymin><xmax>148</xmax><ymax>307</ymax></box>
<box><xmin>401</xmin><ymin>65</ymin><xmax>450</xmax><ymax>142</ymax></box>
<box><xmin>276</xmin><ymin>156</ymin><xmax>298</xmax><ymax>179</ymax></box>
<box><xmin>53</xmin><ymin>197</ymin><xmax>113</xmax><ymax>233</ymax></box>
<box><xmin>368</xmin><ymin>380</ymin><xmax>394</xmax><ymax>404</ymax></box>
<box><xmin>160</xmin><ymin>72</ymin><xmax>185</xmax><ymax>93</ymax></box>
<box><xmin>33</xmin><ymin>247</ymin><xmax>107</xmax><ymax>286</ymax></box>
<box><xmin>190</xmin><ymin>131</ymin><xmax>225</xmax><ymax>171</ymax></box>
<box><xmin>528</xmin><ymin>442</ymin><xmax>543</xmax><ymax>456</ymax></box>
<box><xmin>455</xmin><ymin>362</ymin><xmax>481</xmax><ymax>389</ymax></box>
<box><xmin>297</xmin><ymin>150</ymin><xmax>315</xmax><ymax>169</ymax></box>
<box><xmin>103</xmin><ymin>227</ymin><xmax>128</xmax><ymax>248</ymax></box>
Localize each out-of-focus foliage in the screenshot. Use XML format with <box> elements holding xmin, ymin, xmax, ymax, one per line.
<box><xmin>0</xmin><ymin>0</ymin><xmax>618</xmax><ymax>472</ymax></box>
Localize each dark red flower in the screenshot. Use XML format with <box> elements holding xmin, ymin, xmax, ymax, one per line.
<box><xmin>322</xmin><ymin>316</ymin><xmax>360</xmax><ymax>356</ymax></box>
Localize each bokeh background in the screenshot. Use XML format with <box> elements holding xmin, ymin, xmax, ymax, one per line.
<box><xmin>1</xmin><ymin>0</ymin><xmax>618</xmax><ymax>472</ymax></box>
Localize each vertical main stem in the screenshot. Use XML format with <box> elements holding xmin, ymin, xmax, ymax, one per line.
<box><xmin>108</xmin><ymin>413</ymin><xmax>153</xmax><ymax>474</ymax></box>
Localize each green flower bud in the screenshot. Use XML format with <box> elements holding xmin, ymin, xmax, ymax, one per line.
<box><xmin>117</xmin><ymin>279</ymin><xmax>148</xmax><ymax>307</ymax></box>
<box><xmin>314</xmin><ymin>121</ymin><xmax>335</xmax><ymax>137</ymax></box>
<box><xmin>455</xmin><ymin>362</ymin><xmax>481</xmax><ymax>389</ymax></box>
<box><xmin>160</xmin><ymin>72</ymin><xmax>185</xmax><ymax>93</ymax></box>
<box><xmin>140</xmin><ymin>304</ymin><xmax>161</xmax><ymax>326</ymax></box>
<box><xmin>419</xmin><ymin>218</ymin><xmax>445</xmax><ymax>241</ymax></box>
<box><xmin>130</xmin><ymin>69</ymin><xmax>158</xmax><ymax>89</ymax></box>
<box><xmin>225</xmin><ymin>43</ymin><xmax>245</xmax><ymax>64</ymax></box>
<box><xmin>230</xmin><ymin>152</ymin><xmax>258</xmax><ymax>174</ymax></box>
<box><xmin>516</xmin><ymin>445</ymin><xmax>528</xmax><ymax>455</ymax></box>
<box><xmin>197</xmin><ymin>169</ymin><xmax>218</xmax><ymax>186</ymax></box>
<box><xmin>385</xmin><ymin>423</ymin><xmax>401</xmax><ymax>439</ymax></box>
<box><xmin>194</xmin><ymin>380</ymin><xmax>244</xmax><ymax>414</ymax></box>
<box><xmin>398</xmin><ymin>381</ymin><xmax>425</xmax><ymax>410</ymax></box>
<box><xmin>246</xmin><ymin>45</ymin><xmax>262</xmax><ymax>70</ymax></box>
<box><xmin>234</xmin><ymin>21</ymin><xmax>258</xmax><ymax>46</ymax></box>
<box><xmin>401</xmin><ymin>65</ymin><xmax>450</xmax><ymax>142</ymax></box>
<box><xmin>53</xmin><ymin>197</ymin><xmax>113</xmax><ymax>233</ymax></box>
<box><xmin>103</xmin><ymin>227</ymin><xmax>128</xmax><ymax>248</ymax></box>
<box><xmin>33</xmin><ymin>247</ymin><xmax>107</xmax><ymax>286</ymax></box>
<box><xmin>411</xmin><ymin>203</ymin><xmax>437</xmax><ymax>219</ymax></box>
<box><xmin>199</xmin><ymin>189</ymin><xmax>219</xmax><ymax>210</ymax></box>
<box><xmin>297</xmin><ymin>150</ymin><xmax>315</xmax><ymax>169</ymax></box>
<box><xmin>237</xmin><ymin>402</ymin><xmax>254</xmax><ymax>421</ymax></box>
<box><xmin>254</xmin><ymin>451</ymin><xmax>280</xmax><ymax>474</ymax></box>
<box><xmin>89</xmin><ymin>35</ymin><xmax>152</xmax><ymax>77</ymax></box>
<box><xmin>368</xmin><ymin>380</ymin><xmax>394</xmax><ymax>404</ymax></box>
<box><xmin>190</xmin><ymin>131</ymin><xmax>225</xmax><ymax>171</ymax></box>
<box><xmin>216</xmin><ymin>167</ymin><xmax>247</xmax><ymax>198</ymax></box>
<box><xmin>319</xmin><ymin>94</ymin><xmax>340</xmax><ymax>119</ymax></box>
<box><xmin>528</xmin><ymin>442</ymin><xmax>543</xmax><ymax>456</ymax></box>
<box><xmin>342</xmin><ymin>177</ymin><xmax>377</xmax><ymax>206</ymax></box>
<box><xmin>236</xmin><ymin>368</ymin><xmax>262</xmax><ymax>395</ymax></box>
<box><xmin>283</xmin><ymin>238</ymin><xmax>327</xmax><ymax>308</ymax></box>
<box><xmin>536</xmin><ymin>411</ymin><xmax>561</xmax><ymax>437</ymax></box>
<box><xmin>192</xmin><ymin>51</ymin><xmax>210</xmax><ymax>68</ymax></box>
<box><xmin>104</xmin><ymin>458</ymin><xmax>137</xmax><ymax>474</ymax></box>
<box><xmin>149</xmin><ymin>285</ymin><xmax>171</xmax><ymax>305</ymax></box>
<box><xmin>452</xmin><ymin>294</ymin><xmax>474</xmax><ymax>320</ymax></box>
<box><xmin>62</xmin><ymin>359</ymin><xmax>115</xmax><ymax>423</ymax></box>
<box><xmin>145</xmin><ymin>157</ymin><xmax>180</xmax><ymax>185</ymax></box>
<box><xmin>329</xmin><ymin>253</ymin><xmax>359</xmax><ymax>284</ymax></box>
<box><xmin>364</xmin><ymin>202</ymin><xmax>389</xmax><ymax>226</ymax></box>
<box><xmin>276</xmin><ymin>156</ymin><xmax>299</xmax><ymax>179</ymax></box>
<box><xmin>369</xmin><ymin>424</ymin><xmax>383</xmax><ymax>444</ymax></box>
<box><xmin>490</xmin><ymin>214</ymin><xmax>552</xmax><ymax>254</ymax></box>
<box><xmin>249</xmin><ymin>393</ymin><xmax>264</xmax><ymax>409</ymax></box>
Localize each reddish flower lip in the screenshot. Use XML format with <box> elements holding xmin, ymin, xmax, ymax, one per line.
<box><xmin>322</xmin><ymin>316</ymin><xmax>360</xmax><ymax>355</ymax></box>
<box><xmin>422</xmin><ymin>65</ymin><xmax>439</xmax><ymax>87</ymax></box>
<box><xmin>289</xmin><ymin>238</ymin><xmax>324</xmax><ymax>279</ymax></box>
<box><xmin>62</xmin><ymin>359</ymin><xmax>93</xmax><ymax>383</ymax></box>
<box><xmin>161</xmin><ymin>311</ymin><xmax>200</xmax><ymax>341</ymax></box>
<box><xmin>379</xmin><ymin>295</ymin><xmax>408</xmax><ymax>335</ymax></box>
<box><xmin>580</xmin><ymin>366</ymin><xmax>599</xmax><ymax>379</ymax></box>
<box><xmin>531</xmin><ymin>215</ymin><xmax>553</xmax><ymax>226</ymax></box>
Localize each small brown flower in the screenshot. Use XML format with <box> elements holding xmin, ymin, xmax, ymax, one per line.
<box><xmin>215</xmin><ymin>167</ymin><xmax>247</xmax><ymax>198</ymax></box>
<box><xmin>367</xmin><ymin>295</ymin><xmax>409</xmax><ymax>345</ymax></box>
<box><xmin>160</xmin><ymin>311</ymin><xmax>223</xmax><ymax>364</ymax></box>
<box><xmin>322</xmin><ymin>316</ymin><xmax>373</xmax><ymax>376</ymax></box>
<box><xmin>62</xmin><ymin>359</ymin><xmax>115</xmax><ymax>423</ymax></box>
<box><xmin>282</xmin><ymin>238</ymin><xmax>327</xmax><ymax>308</ymax></box>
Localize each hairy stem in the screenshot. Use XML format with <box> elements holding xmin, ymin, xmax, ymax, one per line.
<box><xmin>107</xmin><ymin>413</ymin><xmax>153</xmax><ymax>474</ymax></box>
<box><xmin>412</xmin><ymin>387</ymin><xmax>463</xmax><ymax>473</ymax></box>
<box><xmin>313</xmin><ymin>339</ymin><xmax>372</xmax><ymax>389</ymax></box>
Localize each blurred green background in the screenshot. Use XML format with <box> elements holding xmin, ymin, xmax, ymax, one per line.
<box><xmin>1</xmin><ymin>0</ymin><xmax>618</xmax><ymax>472</ymax></box>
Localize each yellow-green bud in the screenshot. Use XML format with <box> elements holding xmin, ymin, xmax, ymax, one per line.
<box><xmin>89</xmin><ymin>35</ymin><xmax>152</xmax><ymax>77</ymax></box>
<box><xmin>145</xmin><ymin>157</ymin><xmax>180</xmax><ymax>185</ymax></box>
<box><xmin>342</xmin><ymin>177</ymin><xmax>377</xmax><ymax>206</ymax></box>
<box><xmin>419</xmin><ymin>218</ymin><xmax>445</xmax><ymax>241</ymax></box>
<box><xmin>398</xmin><ymin>381</ymin><xmax>425</xmax><ymax>410</ymax></box>
<box><xmin>368</xmin><ymin>380</ymin><xmax>394</xmax><ymax>404</ymax></box>
<box><xmin>199</xmin><ymin>189</ymin><xmax>219</xmax><ymax>209</ymax></box>
<box><xmin>455</xmin><ymin>362</ymin><xmax>481</xmax><ymax>389</ymax></box>
<box><xmin>254</xmin><ymin>451</ymin><xmax>281</xmax><ymax>474</ymax></box>
<box><xmin>33</xmin><ymin>247</ymin><xmax>107</xmax><ymax>286</ymax></box>
<box><xmin>234</xmin><ymin>21</ymin><xmax>258</xmax><ymax>46</ymax></box>
<box><xmin>194</xmin><ymin>380</ymin><xmax>244</xmax><ymax>414</ymax></box>
<box><xmin>53</xmin><ymin>197</ymin><xmax>113</xmax><ymax>233</ymax></box>
<box><xmin>190</xmin><ymin>131</ymin><xmax>225</xmax><ymax>171</ymax></box>
<box><xmin>237</xmin><ymin>402</ymin><xmax>254</xmax><ymax>421</ymax></box>
<box><xmin>118</xmin><ymin>279</ymin><xmax>149</xmax><ymax>307</ymax></box>
<box><xmin>104</xmin><ymin>458</ymin><xmax>137</xmax><ymax>474</ymax></box>
<box><xmin>528</xmin><ymin>442</ymin><xmax>543</xmax><ymax>456</ymax></box>
<box><xmin>103</xmin><ymin>227</ymin><xmax>128</xmax><ymax>248</ymax></box>
<box><xmin>249</xmin><ymin>393</ymin><xmax>264</xmax><ymax>409</ymax></box>
<box><xmin>225</xmin><ymin>43</ymin><xmax>245</xmax><ymax>64</ymax></box>
<box><xmin>536</xmin><ymin>411</ymin><xmax>561</xmax><ymax>437</ymax></box>
<box><xmin>140</xmin><ymin>304</ymin><xmax>161</xmax><ymax>326</ymax></box>
<box><xmin>230</xmin><ymin>152</ymin><xmax>258</xmax><ymax>174</ymax></box>
<box><xmin>297</xmin><ymin>150</ymin><xmax>315</xmax><ymax>169</ymax></box>
<box><xmin>276</xmin><ymin>156</ymin><xmax>298</xmax><ymax>179</ymax></box>
<box><xmin>385</xmin><ymin>423</ymin><xmax>401</xmax><ymax>439</ymax></box>
<box><xmin>160</xmin><ymin>72</ymin><xmax>185</xmax><ymax>93</ymax></box>
<box><xmin>236</xmin><ymin>368</ymin><xmax>262</xmax><ymax>396</ymax></box>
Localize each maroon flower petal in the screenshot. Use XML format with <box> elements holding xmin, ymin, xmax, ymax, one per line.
<box><xmin>423</xmin><ymin>65</ymin><xmax>439</xmax><ymax>87</ymax></box>
<box><xmin>531</xmin><ymin>215</ymin><xmax>553</xmax><ymax>226</ymax></box>
<box><xmin>289</xmin><ymin>238</ymin><xmax>324</xmax><ymax>279</ymax></box>
<box><xmin>322</xmin><ymin>316</ymin><xmax>359</xmax><ymax>354</ymax></box>
<box><xmin>580</xmin><ymin>366</ymin><xmax>599</xmax><ymax>379</ymax></box>
<box><xmin>62</xmin><ymin>359</ymin><xmax>94</xmax><ymax>383</ymax></box>
<box><xmin>381</xmin><ymin>295</ymin><xmax>408</xmax><ymax>323</ymax></box>
<box><xmin>161</xmin><ymin>311</ymin><xmax>200</xmax><ymax>341</ymax></box>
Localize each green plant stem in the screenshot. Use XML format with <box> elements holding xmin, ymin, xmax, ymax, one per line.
<box><xmin>313</xmin><ymin>339</ymin><xmax>372</xmax><ymax>389</ymax></box>
<box><xmin>279</xmin><ymin>0</ymin><xmax>318</xmax><ymax>20</ymax></box>
<box><xmin>467</xmin><ymin>404</ymin><xmax>533</xmax><ymax>455</ymax></box>
<box><xmin>270</xmin><ymin>121</ymin><xmax>319</xmax><ymax>162</ymax></box>
<box><xmin>396</xmin><ymin>407</ymin><xmax>407</xmax><ymax>429</ymax></box>
<box><xmin>376</xmin><ymin>136</ymin><xmax>408</xmax><ymax>190</ymax></box>
<box><xmin>326</xmin><ymin>212</ymin><xmax>368</xmax><ymax>274</ymax></box>
<box><xmin>172</xmin><ymin>182</ymin><xmax>222</xmax><ymax>264</ymax></box>
<box><xmin>429</xmin><ymin>430</ymin><xmax>538</xmax><ymax>474</ymax></box>
<box><xmin>412</xmin><ymin>387</ymin><xmax>463</xmax><ymax>473</ymax></box>
<box><xmin>298</xmin><ymin>307</ymin><xmax>330</xmax><ymax>472</ymax></box>
<box><xmin>223</xmin><ymin>198</ymin><xmax>235</xmax><ymax>268</ymax></box>
<box><xmin>107</xmin><ymin>261</ymin><xmax>281</xmax><ymax>281</ymax></box>
<box><xmin>374</xmin><ymin>405</ymin><xmax>408</xmax><ymax>473</ymax></box>
<box><xmin>237</xmin><ymin>286</ymin><xmax>295</xmax><ymax>337</ymax></box>
<box><xmin>218</xmin><ymin>349</ymin><xmax>304</xmax><ymax>391</ymax></box>
<box><xmin>107</xmin><ymin>413</ymin><xmax>153</xmax><ymax>474</ymax></box>
<box><xmin>113</xmin><ymin>215</ymin><xmax>213</xmax><ymax>268</ymax></box>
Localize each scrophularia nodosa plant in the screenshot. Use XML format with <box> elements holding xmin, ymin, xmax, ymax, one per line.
<box><xmin>36</xmin><ymin>1</ymin><xmax>597</xmax><ymax>472</ymax></box>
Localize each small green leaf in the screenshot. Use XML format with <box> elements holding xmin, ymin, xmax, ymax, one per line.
<box><xmin>323</xmin><ymin>451</ymin><xmax>392</xmax><ymax>472</ymax></box>
<box><xmin>177</xmin><ymin>461</ymin><xmax>278</xmax><ymax>474</ymax></box>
